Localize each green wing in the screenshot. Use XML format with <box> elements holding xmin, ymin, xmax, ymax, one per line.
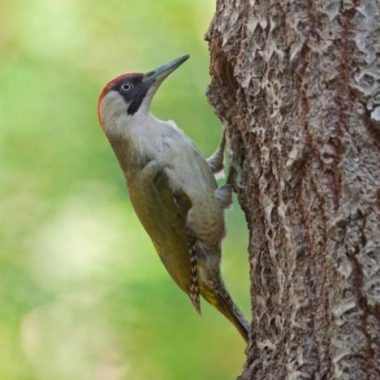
<box><xmin>127</xmin><ymin>163</ymin><xmax>194</xmax><ymax>294</ymax></box>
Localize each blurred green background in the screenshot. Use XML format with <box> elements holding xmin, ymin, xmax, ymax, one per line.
<box><xmin>0</xmin><ymin>0</ymin><xmax>250</xmax><ymax>379</ymax></box>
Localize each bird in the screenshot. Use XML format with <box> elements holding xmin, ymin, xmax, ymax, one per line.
<box><xmin>97</xmin><ymin>54</ymin><xmax>249</xmax><ymax>342</ymax></box>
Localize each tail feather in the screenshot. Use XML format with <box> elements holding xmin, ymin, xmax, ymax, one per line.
<box><xmin>202</xmin><ymin>282</ymin><xmax>250</xmax><ymax>343</ymax></box>
<box><xmin>215</xmin><ymin>287</ymin><xmax>250</xmax><ymax>343</ymax></box>
<box><xmin>188</xmin><ymin>242</ymin><xmax>249</xmax><ymax>341</ymax></box>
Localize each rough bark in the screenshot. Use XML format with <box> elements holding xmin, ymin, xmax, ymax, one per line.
<box><xmin>206</xmin><ymin>1</ymin><xmax>380</xmax><ymax>379</ymax></box>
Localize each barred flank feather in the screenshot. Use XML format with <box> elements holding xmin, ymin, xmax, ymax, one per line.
<box><xmin>187</xmin><ymin>239</ymin><xmax>201</xmax><ymax>314</ymax></box>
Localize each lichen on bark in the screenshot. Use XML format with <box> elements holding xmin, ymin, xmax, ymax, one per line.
<box><xmin>206</xmin><ymin>1</ymin><xmax>380</xmax><ymax>379</ymax></box>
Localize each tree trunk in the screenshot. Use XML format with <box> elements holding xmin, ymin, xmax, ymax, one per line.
<box><xmin>206</xmin><ymin>1</ymin><xmax>380</xmax><ymax>379</ymax></box>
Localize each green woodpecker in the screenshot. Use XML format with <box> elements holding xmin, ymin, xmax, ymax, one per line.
<box><xmin>97</xmin><ymin>55</ymin><xmax>249</xmax><ymax>342</ymax></box>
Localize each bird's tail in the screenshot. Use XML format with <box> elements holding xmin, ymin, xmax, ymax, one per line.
<box><xmin>202</xmin><ymin>281</ymin><xmax>250</xmax><ymax>343</ymax></box>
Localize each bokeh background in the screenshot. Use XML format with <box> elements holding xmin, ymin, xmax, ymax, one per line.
<box><xmin>0</xmin><ymin>1</ymin><xmax>250</xmax><ymax>379</ymax></box>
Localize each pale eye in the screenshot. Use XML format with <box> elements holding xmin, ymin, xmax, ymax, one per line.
<box><xmin>120</xmin><ymin>82</ymin><xmax>132</xmax><ymax>92</ymax></box>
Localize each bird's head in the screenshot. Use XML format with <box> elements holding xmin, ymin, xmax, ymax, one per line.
<box><xmin>98</xmin><ymin>54</ymin><xmax>189</xmax><ymax>130</ymax></box>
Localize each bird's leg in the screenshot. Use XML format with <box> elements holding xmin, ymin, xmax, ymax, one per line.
<box><xmin>207</xmin><ymin>130</ymin><xmax>226</xmax><ymax>174</ymax></box>
<box><xmin>208</xmin><ymin>129</ymin><xmax>237</xmax><ymax>186</ymax></box>
<box><xmin>211</xmin><ymin>130</ymin><xmax>237</xmax><ymax>209</ymax></box>
<box><xmin>215</xmin><ymin>164</ymin><xmax>237</xmax><ymax>209</ymax></box>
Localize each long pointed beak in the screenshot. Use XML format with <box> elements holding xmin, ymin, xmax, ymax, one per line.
<box><xmin>143</xmin><ymin>54</ymin><xmax>190</xmax><ymax>84</ymax></box>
